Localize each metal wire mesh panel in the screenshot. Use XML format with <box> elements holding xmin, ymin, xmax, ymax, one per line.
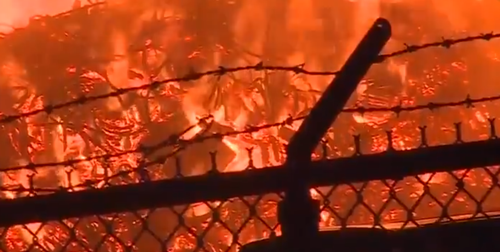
<box><xmin>1</xmin><ymin>164</ymin><xmax>500</xmax><ymax>252</ymax></box>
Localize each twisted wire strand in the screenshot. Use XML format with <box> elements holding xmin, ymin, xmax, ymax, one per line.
<box><xmin>0</xmin><ymin>32</ymin><xmax>498</xmax><ymax>124</ymax></box>
<box><xmin>1</xmin><ymin>32</ymin><xmax>499</xmax><ymax>194</ymax></box>
<box><xmin>2</xmin><ymin>93</ymin><xmax>499</xmax><ymax>175</ymax></box>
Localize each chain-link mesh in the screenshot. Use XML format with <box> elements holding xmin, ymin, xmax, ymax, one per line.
<box><xmin>1</xmin><ymin>109</ymin><xmax>500</xmax><ymax>251</ymax></box>
<box><xmin>1</xmin><ymin>163</ymin><xmax>500</xmax><ymax>252</ymax></box>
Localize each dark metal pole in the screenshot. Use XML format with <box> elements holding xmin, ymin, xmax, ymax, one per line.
<box><xmin>280</xmin><ymin>18</ymin><xmax>391</xmax><ymax>252</ymax></box>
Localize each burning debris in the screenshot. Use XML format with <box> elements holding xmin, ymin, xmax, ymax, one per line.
<box><xmin>0</xmin><ymin>0</ymin><xmax>500</xmax><ymax>251</ymax></box>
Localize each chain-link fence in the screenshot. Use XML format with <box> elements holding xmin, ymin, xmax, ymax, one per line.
<box><xmin>2</xmin><ymin>160</ymin><xmax>500</xmax><ymax>251</ymax></box>
<box><xmin>2</xmin><ymin>114</ymin><xmax>500</xmax><ymax>252</ymax></box>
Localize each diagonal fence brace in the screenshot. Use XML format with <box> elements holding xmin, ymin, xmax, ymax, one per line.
<box><xmin>280</xmin><ymin>18</ymin><xmax>391</xmax><ymax>252</ymax></box>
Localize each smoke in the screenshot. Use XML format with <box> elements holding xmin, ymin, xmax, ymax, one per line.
<box><xmin>0</xmin><ymin>0</ymin><xmax>74</xmax><ymax>33</ymax></box>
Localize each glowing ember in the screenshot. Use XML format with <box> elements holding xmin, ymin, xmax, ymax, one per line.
<box><xmin>1</xmin><ymin>0</ymin><xmax>500</xmax><ymax>251</ymax></box>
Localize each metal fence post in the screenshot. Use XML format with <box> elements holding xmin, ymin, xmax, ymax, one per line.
<box><xmin>279</xmin><ymin>18</ymin><xmax>391</xmax><ymax>252</ymax></box>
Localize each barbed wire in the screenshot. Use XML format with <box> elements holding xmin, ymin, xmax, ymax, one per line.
<box><xmin>1</xmin><ymin>93</ymin><xmax>499</xmax><ymax>177</ymax></box>
<box><xmin>0</xmin><ymin>32</ymin><xmax>499</xmax><ymax>125</ymax></box>
<box><xmin>5</xmin><ymin>92</ymin><xmax>500</xmax><ymax>193</ymax></box>
<box><xmin>0</xmin><ymin>115</ymin><xmax>212</xmax><ymax>172</ymax></box>
<box><xmin>343</xmin><ymin>94</ymin><xmax>500</xmax><ymax>114</ymax></box>
<box><xmin>0</xmin><ymin>32</ymin><xmax>499</xmax><ymax>195</ymax></box>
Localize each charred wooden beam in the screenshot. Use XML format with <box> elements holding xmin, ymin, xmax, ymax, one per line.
<box><xmin>0</xmin><ymin>138</ymin><xmax>499</xmax><ymax>226</ymax></box>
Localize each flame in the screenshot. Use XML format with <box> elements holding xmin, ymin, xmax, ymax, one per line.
<box><xmin>1</xmin><ymin>0</ymin><xmax>500</xmax><ymax>251</ymax></box>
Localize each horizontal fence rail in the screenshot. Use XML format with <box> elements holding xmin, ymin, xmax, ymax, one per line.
<box><xmin>1</xmin><ymin>137</ymin><xmax>500</xmax><ymax>227</ymax></box>
<box><xmin>1</xmin><ymin>139</ymin><xmax>500</xmax><ymax>251</ymax></box>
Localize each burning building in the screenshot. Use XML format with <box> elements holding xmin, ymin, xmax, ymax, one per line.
<box><xmin>0</xmin><ymin>0</ymin><xmax>500</xmax><ymax>251</ymax></box>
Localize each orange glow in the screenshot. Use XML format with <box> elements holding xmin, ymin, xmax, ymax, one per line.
<box><xmin>1</xmin><ymin>0</ymin><xmax>500</xmax><ymax>251</ymax></box>
<box><xmin>0</xmin><ymin>0</ymin><xmax>77</xmax><ymax>33</ymax></box>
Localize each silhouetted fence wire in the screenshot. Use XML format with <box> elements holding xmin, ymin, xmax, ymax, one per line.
<box><xmin>1</xmin><ymin>93</ymin><xmax>500</xmax><ymax>175</ymax></box>
<box><xmin>2</xmin><ymin>130</ymin><xmax>500</xmax><ymax>251</ymax></box>
<box><xmin>0</xmin><ymin>32</ymin><xmax>499</xmax><ymax>125</ymax></box>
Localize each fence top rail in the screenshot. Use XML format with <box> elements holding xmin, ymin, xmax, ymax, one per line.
<box><xmin>0</xmin><ymin>138</ymin><xmax>499</xmax><ymax>226</ymax></box>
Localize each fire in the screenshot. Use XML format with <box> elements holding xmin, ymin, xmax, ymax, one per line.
<box><xmin>1</xmin><ymin>0</ymin><xmax>500</xmax><ymax>251</ymax></box>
